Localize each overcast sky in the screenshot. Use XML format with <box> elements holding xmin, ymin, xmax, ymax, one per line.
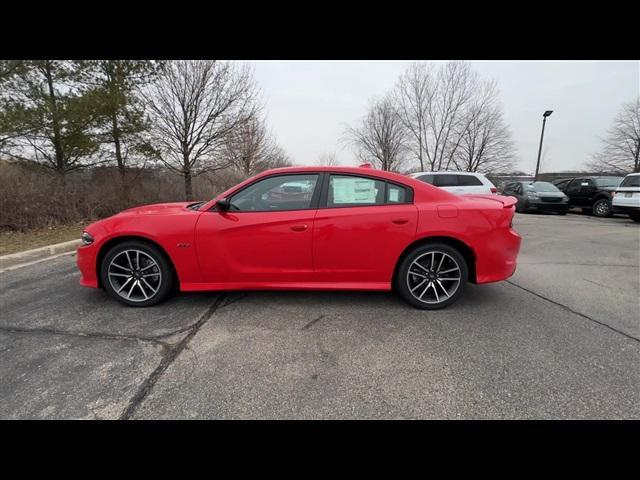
<box><xmin>252</xmin><ymin>60</ymin><xmax>639</xmax><ymax>173</ymax></box>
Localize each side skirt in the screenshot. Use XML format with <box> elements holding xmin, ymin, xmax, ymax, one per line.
<box><xmin>180</xmin><ymin>281</ymin><xmax>392</xmax><ymax>292</ymax></box>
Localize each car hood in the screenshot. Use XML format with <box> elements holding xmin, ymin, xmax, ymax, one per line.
<box><xmin>531</xmin><ymin>191</ymin><xmax>565</xmax><ymax>197</ymax></box>
<box><xmin>117</xmin><ymin>202</ymin><xmax>197</xmax><ymax>216</ymax></box>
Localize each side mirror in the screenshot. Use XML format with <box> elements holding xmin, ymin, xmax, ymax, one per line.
<box><xmin>216</xmin><ymin>198</ymin><xmax>231</xmax><ymax>211</ymax></box>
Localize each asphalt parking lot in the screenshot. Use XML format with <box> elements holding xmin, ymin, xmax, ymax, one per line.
<box><xmin>1</xmin><ymin>212</ymin><xmax>638</xmax><ymax>419</ymax></box>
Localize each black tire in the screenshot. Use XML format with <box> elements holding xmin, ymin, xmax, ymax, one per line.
<box><xmin>557</xmin><ymin>210</ymin><xmax>567</xmax><ymax>215</ymax></box>
<box><xmin>593</xmin><ymin>198</ymin><xmax>612</xmax><ymax>217</ymax></box>
<box><xmin>395</xmin><ymin>243</ymin><xmax>468</xmax><ymax>310</ymax></box>
<box><xmin>630</xmin><ymin>213</ymin><xmax>640</xmax><ymax>223</ymax></box>
<box><xmin>515</xmin><ymin>201</ymin><xmax>526</xmax><ymax>214</ymax></box>
<box><xmin>100</xmin><ymin>240</ymin><xmax>174</xmax><ymax>307</ymax></box>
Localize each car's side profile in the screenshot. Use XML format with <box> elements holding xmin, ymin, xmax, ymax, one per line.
<box><xmin>554</xmin><ymin>176</ymin><xmax>624</xmax><ymax>217</ymax></box>
<box><xmin>77</xmin><ymin>166</ymin><xmax>521</xmax><ymax>310</ymax></box>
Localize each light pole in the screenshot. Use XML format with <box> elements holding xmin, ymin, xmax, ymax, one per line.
<box><xmin>534</xmin><ymin>110</ymin><xmax>553</xmax><ymax>181</ymax></box>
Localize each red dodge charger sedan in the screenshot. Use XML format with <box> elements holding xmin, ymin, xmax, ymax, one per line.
<box><xmin>77</xmin><ymin>165</ymin><xmax>521</xmax><ymax>309</ymax></box>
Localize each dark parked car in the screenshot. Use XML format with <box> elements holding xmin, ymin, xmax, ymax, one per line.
<box><xmin>553</xmin><ymin>176</ymin><xmax>624</xmax><ymax>217</ymax></box>
<box><xmin>501</xmin><ymin>181</ymin><xmax>569</xmax><ymax>214</ymax></box>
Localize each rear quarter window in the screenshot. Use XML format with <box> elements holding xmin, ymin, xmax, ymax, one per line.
<box><xmin>457</xmin><ymin>175</ymin><xmax>483</xmax><ymax>186</ymax></box>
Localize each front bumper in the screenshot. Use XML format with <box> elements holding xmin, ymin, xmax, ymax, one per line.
<box><xmin>77</xmin><ymin>244</ymin><xmax>99</xmax><ymax>288</ymax></box>
<box><xmin>526</xmin><ymin>200</ymin><xmax>569</xmax><ymax>212</ymax></box>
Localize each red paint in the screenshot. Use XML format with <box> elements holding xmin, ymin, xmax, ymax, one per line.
<box><xmin>77</xmin><ymin>166</ymin><xmax>521</xmax><ymax>294</ymax></box>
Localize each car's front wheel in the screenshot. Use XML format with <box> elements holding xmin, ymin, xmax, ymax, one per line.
<box><xmin>396</xmin><ymin>243</ymin><xmax>468</xmax><ymax>310</ymax></box>
<box><xmin>630</xmin><ymin>212</ymin><xmax>640</xmax><ymax>223</ymax></box>
<box><xmin>593</xmin><ymin>198</ymin><xmax>612</xmax><ymax>217</ymax></box>
<box><xmin>100</xmin><ymin>240</ymin><xmax>174</xmax><ymax>307</ymax></box>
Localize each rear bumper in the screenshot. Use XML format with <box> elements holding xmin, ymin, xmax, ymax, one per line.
<box><xmin>77</xmin><ymin>244</ymin><xmax>99</xmax><ymax>288</ymax></box>
<box><xmin>612</xmin><ymin>204</ymin><xmax>640</xmax><ymax>214</ymax></box>
<box><xmin>475</xmin><ymin>227</ymin><xmax>522</xmax><ymax>284</ymax></box>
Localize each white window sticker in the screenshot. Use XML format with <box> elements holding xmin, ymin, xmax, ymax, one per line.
<box><xmin>332</xmin><ymin>177</ymin><xmax>378</xmax><ymax>204</ymax></box>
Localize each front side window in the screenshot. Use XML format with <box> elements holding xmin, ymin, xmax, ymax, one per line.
<box><xmin>328</xmin><ymin>175</ymin><xmax>385</xmax><ymax>207</ymax></box>
<box><xmin>229</xmin><ymin>174</ymin><xmax>319</xmax><ymax>211</ymax></box>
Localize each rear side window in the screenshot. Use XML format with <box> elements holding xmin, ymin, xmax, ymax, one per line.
<box><xmin>328</xmin><ymin>175</ymin><xmax>385</xmax><ymax>207</ymax></box>
<box><xmin>620</xmin><ymin>175</ymin><xmax>640</xmax><ymax>187</ymax></box>
<box><xmin>457</xmin><ymin>175</ymin><xmax>483</xmax><ymax>186</ymax></box>
<box><xmin>434</xmin><ymin>175</ymin><xmax>458</xmax><ymax>187</ymax></box>
<box><xmin>416</xmin><ymin>174</ymin><xmax>435</xmax><ymax>185</ymax></box>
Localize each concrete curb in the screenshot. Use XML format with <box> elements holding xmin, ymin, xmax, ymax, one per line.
<box><xmin>0</xmin><ymin>239</ymin><xmax>82</xmax><ymax>270</ymax></box>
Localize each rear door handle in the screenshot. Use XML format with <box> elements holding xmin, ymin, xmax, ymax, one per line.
<box><xmin>290</xmin><ymin>224</ymin><xmax>308</xmax><ymax>232</ymax></box>
<box><xmin>392</xmin><ymin>219</ymin><xmax>409</xmax><ymax>225</ymax></box>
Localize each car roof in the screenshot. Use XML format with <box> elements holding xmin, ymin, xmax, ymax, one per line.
<box><xmin>261</xmin><ymin>165</ymin><xmax>420</xmax><ymax>184</ymax></box>
<box><xmin>410</xmin><ymin>171</ymin><xmax>485</xmax><ymax>176</ymax></box>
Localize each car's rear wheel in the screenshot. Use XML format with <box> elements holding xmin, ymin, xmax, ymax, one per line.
<box><xmin>396</xmin><ymin>243</ymin><xmax>468</xmax><ymax>310</ymax></box>
<box><xmin>593</xmin><ymin>198</ymin><xmax>612</xmax><ymax>217</ymax></box>
<box><xmin>100</xmin><ymin>241</ymin><xmax>174</xmax><ymax>307</ymax></box>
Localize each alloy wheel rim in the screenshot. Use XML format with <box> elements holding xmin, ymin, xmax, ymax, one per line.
<box><xmin>596</xmin><ymin>201</ymin><xmax>609</xmax><ymax>216</ymax></box>
<box><xmin>406</xmin><ymin>251</ymin><xmax>461</xmax><ymax>304</ymax></box>
<box><xmin>107</xmin><ymin>249</ymin><xmax>162</xmax><ymax>302</ymax></box>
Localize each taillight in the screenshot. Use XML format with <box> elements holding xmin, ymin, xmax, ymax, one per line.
<box><xmin>490</xmin><ymin>187</ymin><xmax>497</xmax><ymax>194</ymax></box>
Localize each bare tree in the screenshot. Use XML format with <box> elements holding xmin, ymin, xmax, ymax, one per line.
<box><xmin>394</xmin><ymin>61</ymin><xmax>481</xmax><ymax>172</ymax></box>
<box><xmin>316</xmin><ymin>152</ymin><xmax>340</xmax><ymax>166</ymax></box>
<box><xmin>588</xmin><ymin>98</ymin><xmax>640</xmax><ymax>173</ymax></box>
<box><xmin>343</xmin><ymin>95</ymin><xmax>408</xmax><ymax>171</ymax></box>
<box><xmin>393</xmin><ymin>62</ymin><xmax>435</xmax><ymax>171</ymax></box>
<box><xmin>222</xmin><ymin>110</ymin><xmax>292</xmax><ymax>176</ymax></box>
<box><xmin>144</xmin><ymin>60</ymin><xmax>259</xmax><ymax>200</ymax></box>
<box><xmin>453</xmin><ymin>80</ymin><xmax>516</xmax><ymax>173</ymax></box>
<box><xmin>223</xmin><ymin>112</ymin><xmax>268</xmax><ymax>176</ymax></box>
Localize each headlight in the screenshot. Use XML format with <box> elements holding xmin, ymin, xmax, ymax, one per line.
<box><xmin>81</xmin><ymin>231</ymin><xmax>94</xmax><ymax>245</ymax></box>
<box><xmin>527</xmin><ymin>194</ymin><xmax>540</xmax><ymax>200</ymax></box>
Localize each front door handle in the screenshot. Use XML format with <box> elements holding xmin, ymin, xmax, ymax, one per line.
<box><xmin>290</xmin><ymin>224</ymin><xmax>308</xmax><ymax>232</ymax></box>
<box><xmin>392</xmin><ymin>219</ymin><xmax>409</xmax><ymax>225</ymax></box>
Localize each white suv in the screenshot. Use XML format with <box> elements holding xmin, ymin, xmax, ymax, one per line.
<box><xmin>409</xmin><ymin>171</ymin><xmax>497</xmax><ymax>195</ymax></box>
<box><xmin>612</xmin><ymin>172</ymin><xmax>640</xmax><ymax>222</ymax></box>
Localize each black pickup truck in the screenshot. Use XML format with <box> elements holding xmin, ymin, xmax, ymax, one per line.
<box><xmin>553</xmin><ymin>176</ymin><xmax>624</xmax><ymax>217</ymax></box>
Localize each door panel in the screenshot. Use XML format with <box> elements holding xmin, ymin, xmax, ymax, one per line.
<box><xmin>195</xmin><ymin>210</ymin><xmax>316</xmax><ymax>283</ymax></box>
<box><xmin>313</xmin><ymin>204</ymin><xmax>418</xmax><ymax>284</ymax></box>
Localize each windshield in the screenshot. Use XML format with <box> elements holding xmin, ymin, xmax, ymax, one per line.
<box><xmin>523</xmin><ymin>182</ymin><xmax>561</xmax><ymax>193</ymax></box>
<box><xmin>594</xmin><ymin>177</ymin><xmax>623</xmax><ymax>188</ymax></box>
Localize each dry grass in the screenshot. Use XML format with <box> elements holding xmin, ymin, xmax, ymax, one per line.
<box><xmin>0</xmin><ymin>221</ymin><xmax>87</xmax><ymax>255</ymax></box>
